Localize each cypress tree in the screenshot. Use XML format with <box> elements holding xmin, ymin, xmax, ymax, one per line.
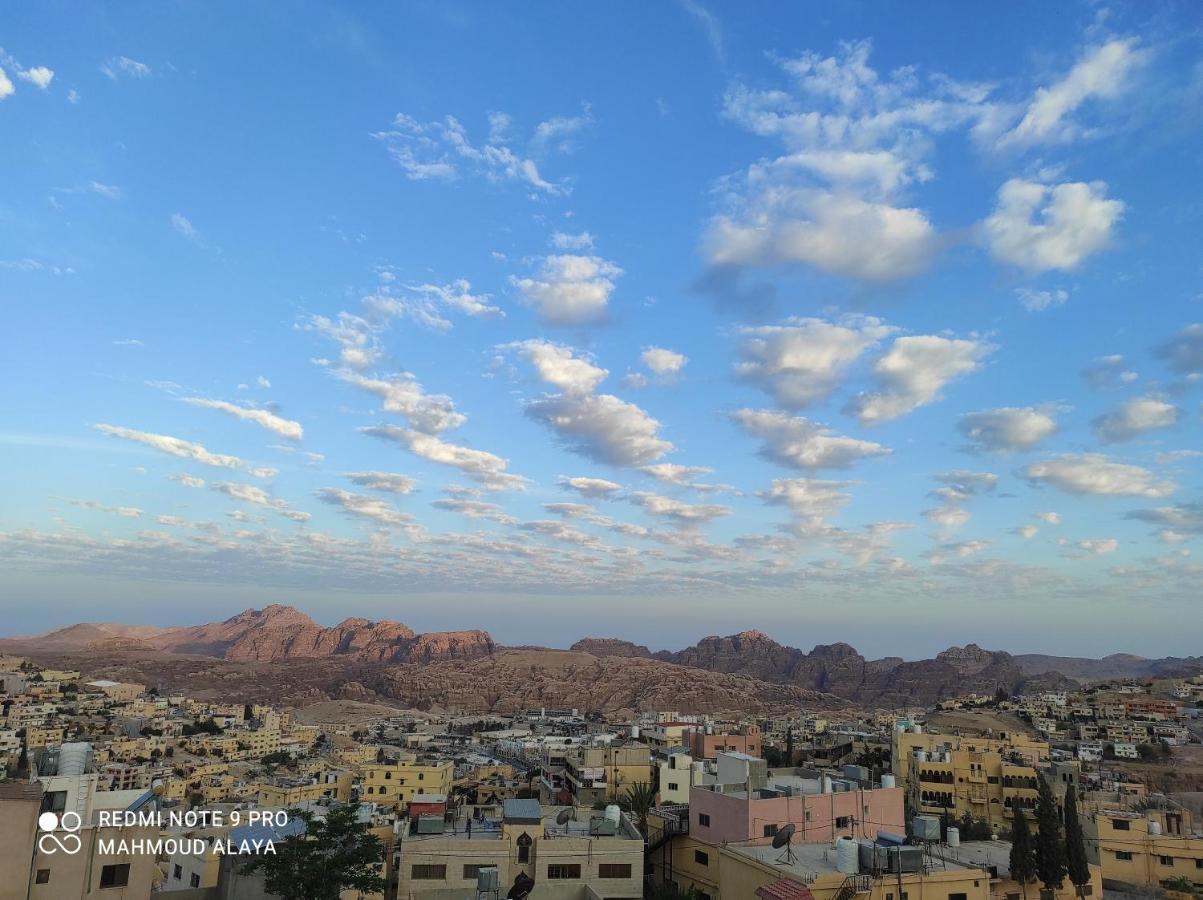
<box><xmin>1010</xmin><ymin>806</ymin><xmax>1038</xmax><ymax>900</ymax></box>
<box><xmin>1035</xmin><ymin>774</ymin><xmax>1066</xmax><ymax>892</ymax></box>
<box><xmin>1063</xmin><ymin>789</ymin><xmax>1091</xmax><ymax>898</ymax></box>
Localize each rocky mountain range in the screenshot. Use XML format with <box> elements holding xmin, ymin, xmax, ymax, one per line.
<box><xmin>4</xmin><ymin>605</ymin><xmax>1199</xmax><ymax>713</ymax></box>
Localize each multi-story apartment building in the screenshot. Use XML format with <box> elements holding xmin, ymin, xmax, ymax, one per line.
<box><xmin>396</xmin><ymin>799</ymin><xmax>643</xmax><ymax>898</ymax></box>
<box><xmin>685</xmin><ymin>723</ymin><xmax>763</xmax><ymax>760</ymax></box>
<box><xmin>657</xmin><ymin>749</ymin><xmax>710</xmax><ymax>805</ymax></box>
<box><xmin>1084</xmin><ymin>803</ymin><xmax>1202</xmax><ymax>889</ymax></box>
<box><xmin>563</xmin><ymin>744</ymin><xmax>652</xmax><ymax>806</ymax></box>
<box><xmin>360</xmin><ymin>758</ymin><xmax>454</xmax><ymax>809</ymax></box>
<box><xmin>893</xmin><ymin>728</ymin><xmax>1050</xmax><ymax>831</ymax></box>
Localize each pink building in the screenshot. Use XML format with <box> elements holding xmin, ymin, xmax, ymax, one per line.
<box><xmin>689</xmin><ymin>779</ymin><xmax>904</xmax><ymax>845</ymax></box>
<box><xmin>685</xmin><ymin>724</ymin><xmax>762</xmax><ymax>760</ymax></box>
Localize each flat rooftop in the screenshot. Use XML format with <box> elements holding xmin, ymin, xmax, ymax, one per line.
<box><xmin>730</xmin><ymin>840</ymin><xmax>984</xmax><ymax>879</ymax></box>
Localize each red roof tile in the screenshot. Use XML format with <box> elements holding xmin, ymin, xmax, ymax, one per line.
<box><xmin>756</xmin><ymin>879</ymin><xmax>816</xmax><ymax>900</ymax></box>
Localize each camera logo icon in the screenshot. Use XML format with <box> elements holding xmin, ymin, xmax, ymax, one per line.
<box><xmin>37</xmin><ymin>811</ymin><xmax>83</xmax><ymax>855</ymax></box>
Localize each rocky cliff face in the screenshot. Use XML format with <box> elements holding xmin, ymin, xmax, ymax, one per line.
<box><xmin>569</xmin><ymin>638</ymin><xmax>653</xmax><ymax>658</ymax></box>
<box><xmin>142</xmin><ymin>605</ymin><xmax>492</xmax><ymax>665</ymax></box>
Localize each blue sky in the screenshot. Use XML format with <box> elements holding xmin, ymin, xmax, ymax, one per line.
<box><xmin>2</xmin><ymin>1</ymin><xmax>1202</xmax><ymax>657</ymax></box>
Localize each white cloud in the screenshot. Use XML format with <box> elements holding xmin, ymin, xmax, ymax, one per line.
<box><xmin>627</xmin><ymin>492</ymin><xmax>730</xmax><ymax>528</ymax></box>
<box><xmin>0</xmin><ymin>68</ymin><xmax>12</xmax><ymax>100</ymax></box>
<box><xmin>511</xmin><ymin>254</ymin><xmax>622</xmax><ymax>325</ymax></box>
<box><xmin>1014</xmin><ymin>524</ymin><xmax>1039</xmax><ymax>540</ymax></box>
<box><xmin>641</xmin><ymin>347</ymin><xmax>687</xmax><ymax>377</ymax></box>
<box><xmin>1036</xmin><ymin>511</ymin><xmax>1061</xmax><ymax>525</ymax></box>
<box><xmin>315</xmin><ymin>488</ymin><xmax>413</xmax><ymax>527</ymax></box>
<box><xmin>558</xmin><ymin>476</ymin><xmax>623</xmax><ymax>498</ymax></box>
<box><xmin>18</xmin><ymin>66</ymin><xmax>54</xmax><ymax>89</ymax></box>
<box><xmin>848</xmin><ymin>335</ymin><xmax>992</xmax><ymax>424</ymax></box>
<box><xmin>69</xmin><ymin>499</ymin><xmax>142</xmax><ymax>518</ymax></box>
<box><xmin>95</xmin><ymin>424</ymin><xmax>270</xmax><ymax>477</ymax></box>
<box><xmin>503</xmin><ymin>339</ymin><xmax>608</xmax><ymax>394</ymax></box>
<box><xmin>734</xmin><ymin>315</ymin><xmax>894</xmax><ymax>409</ymax></box>
<box><xmin>1081</xmin><ymin>354</ymin><xmax>1138</xmax><ymax>390</ymax></box>
<box><xmin>551</xmin><ymin>231</ymin><xmax>594</xmax><ymax>250</ymax></box>
<box><xmin>1092</xmin><ymin>397</ymin><xmax>1179</xmax><ymax>443</ymax></box>
<box><xmin>306</xmin><ymin>313</ymin><xmax>380</xmax><ymax>371</ymax></box>
<box><xmin>367</xmin><ymin>279</ymin><xmax>502</xmax><ymax>326</ymax></box>
<box><xmin>639</xmin><ymin>464</ymin><xmax>732</xmax><ymax>493</ymax></box>
<box><xmin>1126</xmin><ymin>502</ymin><xmax>1203</xmax><ymax>535</ymax></box>
<box><xmin>335</xmin><ymin>371</ymin><xmax>464</xmax><ymax>434</ymax></box>
<box><xmin>525</xmin><ymin>393</ymin><xmax>672</xmax><ymax>467</ymax></box>
<box><xmin>101</xmin><ymin>56</ymin><xmax>151</xmax><ymax>80</ymax></box>
<box><xmin>432</xmin><ymin>498</ymin><xmax>517</xmax><ymax>526</ymax></box>
<box><xmin>1066</xmin><ymin>537</ymin><xmax>1120</xmax><ymax>557</ymax></box>
<box><xmin>362</xmin><ymin>425</ymin><xmax>526</xmax><ymax>491</ymax></box>
<box><xmin>707</xmin><ymin>187</ymin><xmax>938</xmax><ymax>281</ymax></box>
<box><xmin>343</xmin><ymin>471</ymin><xmax>417</xmax><ymax>495</ymax></box>
<box><xmin>957</xmin><ymin>406</ymin><xmax>1058</xmax><ymax>452</ymax></box>
<box><xmin>923</xmin><ymin>505</ymin><xmax>971</xmax><ymax>531</ymax></box>
<box><xmin>1154</xmin><ymin>323</ymin><xmax>1203</xmax><ymax>375</ymax></box>
<box><xmin>732</xmin><ymin>408</ymin><xmax>890</xmax><ymax>470</ymax></box>
<box><xmin>995</xmin><ymin>40</ymin><xmax>1146</xmax><ymax>150</ymax></box>
<box><xmin>256</xmin><ymin>376</ymin><xmax>271</xmax><ymax>389</ymax></box>
<box><xmin>984</xmin><ymin>179</ymin><xmax>1124</xmax><ymax>272</ymax></box>
<box><xmin>930</xmin><ymin>470</ymin><xmax>998</xmax><ymax>503</ymax></box>
<box><xmin>168</xmin><ymin>473</ymin><xmax>206</xmax><ymax>489</ymax></box>
<box><xmin>374</xmin><ymin>111</ymin><xmax>584</xmax><ymax>194</ymax></box>
<box><xmin>759</xmin><ymin>477</ymin><xmax>853</xmax><ymax>537</ymax></box>
<box><xmin>1016</xmin><ymin>287</ymin><xmax>1069</xmax><ymax>312</ymax></box>
<box><xmin>184</xmin><ymin>398</ymin><xmax>303</xmax><ymax>441</ymax></box>
<box><xmin>171</xmin><ymin>213</ymin><xmax>200</xmax><ymax>241</ymax></box>
<box><xmin>1022</xmin><ymin>453</ymin><xmax>1175</xmax><ymax>498</ymax></box>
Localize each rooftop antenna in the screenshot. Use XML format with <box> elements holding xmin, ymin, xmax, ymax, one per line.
<box><xmin>772</xmin><ymin>822</ymin><xmax>797</xmax><ymax>865</ymax></box>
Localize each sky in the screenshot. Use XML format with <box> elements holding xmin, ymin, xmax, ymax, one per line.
<box><xmin>2</xmin><ymin>1</ymin><xmax>1202</xmax><ymax>658</ymax></box>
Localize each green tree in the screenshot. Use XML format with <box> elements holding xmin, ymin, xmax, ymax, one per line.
<box><xmin>785</xmin><ymin>727</ymin><xmax>795</xmax><ymax>766</ymax></box>
<box><xmin>1035</xmin><ymin>774</ymin><xmax>1066</xmax><ymax>892</ymax></box>
<box><xmin>618</xmin><ymin>782</ymin><xmax>658</xmax><ymax>836</ymax></box>
<box><xmin>1063</xmin><ymin>789</ymin><xmax>1091</xmax><ymax>899</ymax></box>
<box><xmin>241</xmin><ymin>803</ymin><xmax>385</xmax><ymax>900</ymax></box>
<box><xmin>1009</xmin><ymin>807</ymin><xmax>1038</xmax><ymax>900</ymax></box>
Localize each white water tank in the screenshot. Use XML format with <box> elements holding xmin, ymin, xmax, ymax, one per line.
<box><xmin>912</xmin><ymin>724</ymin><xmax>923</xmax><ymax>734</ymax></box>
<box><xmin>836</xmin><ymin>837</ymin><xmax>859</xmax><ymax>874</ymax></box>
<box><xmin>947</xmin><ymin>827</ymin><xmax>960</xmax><ymax>847</ymax></box>
<box><xmin>58</xmin><ymin>742</ymin><xmax>93</xmax><ymax>776</ymax></box>
<box><xmin>881</xmin><ymin>774</ymin><xmax>896</xmax><ymax>788</ymax></box>
<box><xmin>1148</xmin><ymin>821</ymin><xmax>1162</xmax><ymax>836</ymax></box>
<box><xmin>604</xmin><ymin>805</ymin><xmax>621</xmax><ymax>826</ymax></box>
<box><xmin>692</xmin><ymin>761</ymin><xmax>706</xmax><ymax>780</ymax></box>
<box><xmin>821</xmin><ymin>775</ymin><xmax>833</xmax><ymax>794</ymax></box>
<box><xmin>630</xmin><ymin>725</ymin><xmax>640</xmax><ymax>739</ymax></box>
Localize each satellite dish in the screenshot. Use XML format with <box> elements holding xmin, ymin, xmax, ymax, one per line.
<box><xmin>506</xmin><ymin>872</ymin><xmax>535</xmax><ymax>899</ymax></box>
<box><xmin>555</xmin><ymin>807</ymin><xmax>576</xmax><ymax>826</ymax></box>
<box><xmin>772</xmin><ymin>823</ymin><xmax>796</xmax><ymax>849</ymax></box>
<box><xmin>773</xmin><ymin>823</ymin><xmax>798</xmax><ymax>865</ymax></box>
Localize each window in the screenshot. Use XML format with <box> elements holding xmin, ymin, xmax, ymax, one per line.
<box><xmin>1160</xmin><ymin>856</ymin><xmax>1175</xmax><ymax>866</ymax></box>
<box><xmin>385</xmin><ymin>771</ymin><xmax>392</xmax><ymax>779</ymax></box>
<box><xmin>698</xmin><ymin>813</ymin><xmax>711</xmax><ymax>826</ymax></box>
<box><xmin>547</xmin><ymin>864</ymin><xmax>581</xmax><ymax>879</ymax></box>
<box><xmin>836</xmin><ymin>816</ymin><xmax>851</xmax><ymax>829</ymax></box>
<box><xmin>1111</xmin><ymin>819</ymin><xmax>1130</xmax><ymax>830</ymax></box>
<box><xmin>411</xmin><ymin>864</ymin><xmax>447</xmax><ymax>880</ymax></box>
<box><xmin>1196</xmin><ymin>859</ymin><xmax>1203</xmax><ymax>870</ymax></box>
<box><xmin>366</xmin><ymin>786</ymin><xmax>374</xmax><ymax>794</ymax></box>
<box><xmin>599</xmin><ymin>864</ymin><xmax>632</xmax><ymax>878</ymax></box>
<box><xmin>35</xmin><ymin>871</ymin><xmax>50</xmax><ymax>885</ymax></box>
<box><xmin>764</xmin><ymin>824</ymin><xmax>778</xmax><ymax>837</ymax></box>
<box><xmin>1115</xmin><ymin>851</ymin><xmax>1133</xmax><ymax>861</ymax></box>
<box><xmin>173</xmin><ymin>865</ymin><xmax>182</xmax><ymax>879</ymax></box>
<box><xmin>949</xmin><ymin>893</ymin><xmax>968</xmax><ymax>900</ymax></box>
<box><xmin>463</xmin><ymin>865</ymin><xmax>487</xmax><ymax>879</ymax></box>
<box><xmin>668</xmin><ymin>782</ymin><xmax>679</xmax><ymax>791</ymax></box>
<box><xmin>100</xmin><ymin>865</ymin><xmax>130</xmax><ymax>889</ymax></box>
<box><xmin>190</xmin><ymin>874</ymin><xmax>201</xmax><ymax>888</ymax></box>
<box><xmin>517</xmin><ymin>832</ymin><xmax>532</xmax><ymax>864</ymax></box>
<box><xmin>694</xmin><ymin>850</ymin><xmax>709</xmax><ymax>866</ymax></box>
<box><xmin>41</xmin><ymin>791</ymin><xmax>67</xmax><ymax>814</ymax></box>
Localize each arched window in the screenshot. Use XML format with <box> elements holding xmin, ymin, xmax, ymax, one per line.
<box><xmin>517</xmin><ymin>832</ymin><xmax>532</xmax><ymax>864</ymax></box>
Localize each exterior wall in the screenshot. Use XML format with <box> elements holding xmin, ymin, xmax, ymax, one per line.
<box><xmin>362</xmin><ymin>760</ymin><xmax>453</xmax><ymax>807</ymax></box>
<box><xmin>894</xmin><ymin>731</ymin><xmax>1049</xmax><ymax>831</ymax></box>
<box><xmin>689</xmin><ymin>784</ymin><xmax>905</xmax><ymax>845</ymax></box>
<box><xmin>0</xmin><ymin>792</ymin><xmax>40</xmax><ymax>900</ymax></box>
<box><xmin>658</xmin><ymin>753</ymin><xmax>699</xmax><ymax>805</ymax></box>
<box><xmin>1085</xmin><ymin>810</ymin><xmax>1203</xmax><ymax>888</ymax></box>
<box><xmin>685</xmin><ymin>726</ymin><xmax>762</xmax><ymax>761</ymax></box>
<box><xmin>716</xmin><ymin>846</ymin><xmax>993</xmax><ymax>900</ymax></box>
<box><xmin>29</xmin><ymin>824</ymin><xmax>160</xmax><ymax>900</ymax></box>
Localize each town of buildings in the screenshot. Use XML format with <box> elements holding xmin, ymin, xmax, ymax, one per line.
<box><xmin>0</xmin><ymin>654</ymin><xmax>1200</xmax><ymax>900</ymax></box>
